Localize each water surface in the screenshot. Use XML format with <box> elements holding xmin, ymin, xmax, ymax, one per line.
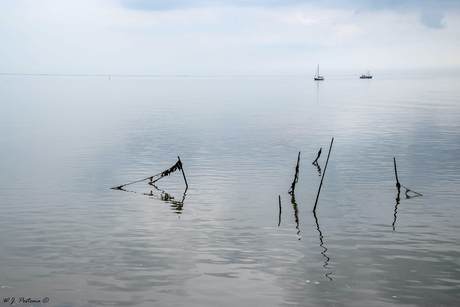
<box><xmin>1</xmin><ymin>73</ymin><xmax>460</xmax><ymax>306</ymax></box>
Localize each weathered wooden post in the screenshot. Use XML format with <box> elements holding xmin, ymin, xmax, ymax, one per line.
<box><xmin>288</xmin><ymin>151</ymin><xmax>301</xmax><ymax>195</ymax></box>
<box><xmin>313</xmin><ymin>138</ymin><xmax>334</xmax><ymax>212</ymax></box>
<box><xmin>278</xmin><ymin>195</ymin><xmax>282</xmax><ymax>227</ymax></box>
<box><xmin>178</xmin><ymin>156</ymin><xmax>188</xmax><ymax>188</ymax></box>
<box><xmin>393</xmin><ymin>157</ymin><xmax>400</xmax><ymax>189</ymax></box>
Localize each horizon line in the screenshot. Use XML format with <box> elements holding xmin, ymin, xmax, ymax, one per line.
<box><xmin>2</xmin><ymin>68</ymin><xmax>460</xmax><ymax>78</ymax></box>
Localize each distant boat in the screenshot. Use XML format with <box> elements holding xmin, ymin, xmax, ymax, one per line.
<box><xmin>360</xmin><ymin>70</ymin><xmax>372</xmax><ymax>79</ymax></box>
<box><xmin>314</xmin><ymin>65</ymin><xmax>324</xmax><ymax>81</ymax></box>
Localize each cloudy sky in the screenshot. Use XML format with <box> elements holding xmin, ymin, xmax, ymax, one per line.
<box><xmin>1</xmin><ymin>0</ymin><xmax>459</xmax><ymax>76</ymax></box>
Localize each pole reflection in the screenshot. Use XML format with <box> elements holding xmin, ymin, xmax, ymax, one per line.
<box><xmin>392</xmin><ymin>157</ymin><xmax>422</xmax><ymax>230</ymax></box>
<box><xmin>113</xmin><ymin>184</ymin><xmax>187</xmax><ymax>214</ymax></box>
<box><xmin>313</xmin><ymin>211</ymin><xmax>332</xmax><ymax>281</ymax></box>
<box><xmin>290</xmin><ymin>194</ymin><xmax>300</xmax><ymax>237</ymax></box>
<box><xmin>392</xmin><ymin>184</ymin><xmax>422</xmax><ymax>230</ymax></box>
<box><xmin>148</xmin><ymin>182</ymin><xmax>187</xmax><ymax>214</ymax></box>
<box><xmin>312</xmin><ymin>148</ymin><xmax>322</xmax><ymax>176</ymax></box>
<box><xmin>392</xmin><ymin>185</ymin><xmax>401</xmax><ymax>230</ymax></box>
<box><xmin>312</xmin><ymin>161</ymin><xmax>322</xmax><ymax>177</ymax></box>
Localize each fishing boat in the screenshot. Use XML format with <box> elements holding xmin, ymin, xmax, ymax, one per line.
<box><xmin>314</xmin><ymin>65</ymin><xmax>324</xmax><ymax>81</ymax></box>
<box><xmin>360</xmin><ymin>70</ymin><xmax>372</xmax><ymax>79</ymax></box>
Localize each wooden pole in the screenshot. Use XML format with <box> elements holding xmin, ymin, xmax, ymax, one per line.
<box><xmin>313</xmin><ymin>137</ymin><xmax>334</xmax><ymax>212</ymax></box>
<box><xmin>393</xmin><ymin>157</ymin><xmax>400</xmax><ymax>189</ymax></box>
<box><xmin>278</xmin><ymin>195</ymin><xmax>282</xmax><ymax>227</ymax></box>
<box><xmin>312</xmin><ymin>148</ymin><xmax>322</xmax><ymax>164</ymax></box>
<box><xmin>288</xmin><ymin>151</ymin><xmax>301</xmax><ymax>194</ymax></box>
<box><xmin>178</xmin><ymin>156</ymin><xmax>188</xmax><ymax>188</ymax></box>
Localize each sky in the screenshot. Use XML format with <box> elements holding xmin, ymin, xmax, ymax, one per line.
<box><xmin>1</xmin><ymin>0</ymin><xmax>460</xmax><ymax>76</ymax></box>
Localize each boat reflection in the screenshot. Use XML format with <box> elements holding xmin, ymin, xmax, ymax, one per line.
<box><xmin>315</xmin><ymin>77</ymin><xmax>322</xmax><ymax>104</ymax></box>
<box><xmin>313</xmin><ymin>211</ymin><xmax>332</xmax><ymax>281</ymax></box>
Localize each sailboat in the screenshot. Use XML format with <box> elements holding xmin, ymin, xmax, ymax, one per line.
<box><xmin>314</xmin><ymin>65</ymin><xmax>324</xmax><ymax>81</ymax></box>
<box><xmin>360</xmin><ymin>70</ymin><xmax>372</xmax><ymax>79</ymax></box>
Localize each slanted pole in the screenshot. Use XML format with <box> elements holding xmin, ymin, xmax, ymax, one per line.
<box><xmin>313</xmin><ymin>137</ymin><xmax>334</xmax><ymax>212</ymax></box>
<box><xmin>178</xmin><ymin>156</ymin><xmax>188</xmax><ymax>188</ymax></box>
<box><xmin>393</xmin><ymin>157</ymin><xmax>400</xmax><ymax>189</ymax></box>
<box><xmin>288</xmin><ymin>151</ymin><xmax>301</xmax><ymax>195</ymax></box>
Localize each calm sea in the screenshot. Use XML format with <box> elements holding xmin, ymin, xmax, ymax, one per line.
<box><xmin>1</xmin><ymin>73</ymin><xmax>460</xmax><ymax>306</ymax></box>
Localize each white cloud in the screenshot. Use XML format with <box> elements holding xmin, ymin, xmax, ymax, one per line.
<box><xmin>280</xmin><ymin>11</ymin><xmax>317</xmax><ymax>26</ymax></box>
<box><xmin>333</xmin><ymin>24</ymin><xmax>365</xmax><ymax>39</ymax></box>
<box><xmin>0</xmin><ymin>0</ymin><xmax>459</xmax><ymax>75</ymax></box>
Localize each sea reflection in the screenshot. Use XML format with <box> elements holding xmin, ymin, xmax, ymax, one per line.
<box><xmin>2</xmin><ymin>74</ymin><xmax>460</xmax><ymax>306</ymax></box>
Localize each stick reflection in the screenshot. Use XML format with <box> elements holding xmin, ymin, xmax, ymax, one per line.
<box><xmin>312</xmin><ymin>161</ymin><xmax>322</xmax><ymax>176</ymax></box>
<box><xmin>277</xmin><ymin>195</ymin><xmax>331</xmax><ymax>279</ymax></box>
<box><xmin>148</xmin><ymin>182</ymin><xmax>187</xmax><ymax>214</ymax></box>
<box><xmin>392</xmin><ymin>186</ymin><xmax>400</xmax><ymax>230</ymax></box>
<box><xmin>392</xmin><ymin>184</ymin><xmax>422</xmax><ymax>230</ymax></box>
<box><xmin>312</xmin><ymin>148</ymin><xmax>322</xmax><ymax>176</ymax></box>
<box><xmin>290</xmin><ymin>194</ymin><xmax>300</xmax><ymax>237</ymax></box>
<box><xmin>112</xmin><ymin>184</ymin><xmax>187</xmax><ymax>214</ymax></box>
<box><xmin>313</xmin><ymin>211</ymin><xmax>332</xmax><ymax>281</ymax></box>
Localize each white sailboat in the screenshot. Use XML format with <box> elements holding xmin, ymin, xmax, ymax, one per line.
<box><xmin>314</xmin><ymin>65</ymin><xmax>324</xmax><ymax>81</ymax></box>
<box><xmin>360</xmin><ymin>70</ymin><xmax>372</xmax><ymax>79</ymax></box>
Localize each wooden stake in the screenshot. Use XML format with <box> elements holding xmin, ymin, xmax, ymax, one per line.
<box><xmin>393</xmin><ymin>157</ymin><xmax>400</xmax><ymax>189</ymax></box>
<box><xmin>178</xmin><ymin>156</ymin><xmax>188</xmax><ymax>188</ymax></box>
<box><xmin>313</xmin><ymin>148</ymin><xmax>322</xmax><ymax>164</ymax></box>
<box><xmin>288</xmin><ymin>151</ymin><xmax>301</xmax><ymax>195</ymax></box>
<box><xmin>313</xmin><ymin>137</ymin><xmax>334</xmax><ymax>212</ymax></box>
<box><xmin>278</xmin><ymin>195</ymin><xmax>282</xmax><ymax>227</ymax></box>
